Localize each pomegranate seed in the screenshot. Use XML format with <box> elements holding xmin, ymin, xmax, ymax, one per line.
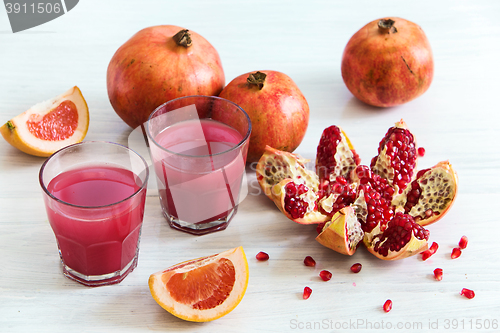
<box><xmin>284</xmin><ymin>182</ymin><xmax>309</xmax><ymax>219</ymax></box>
<box><xmin>459</xmin><ymin>235</ymin><xmax>468</xmax><ymax>249</ymax></box>
<box><xmin>303</xmin><ymin>286</ymin><xmax>312</xmax><ymax>300</ymax></box>
<box><xmin>256</xmin><ymin>251</ymin><xmax>269</xmax><ymax>261</ymax></box>
<box><xmin>303</xmin><ymin>256</ymin><xmax>316</xmax><ymax>267</ymax></box>
<box><xmin>451</xmin><ymin>247</ymin><xmax>462</xmax><ymax>259</ymax></box>
<box><xmin>350</xmin><ymin>263</ymin><xmax>362</xmax><ymax>273</ymax></box>
<box><xmin>421</xmin><ymin>250</ymin><xmax>432</xmax><ymax>261</ymax></box>
<box><xmin>316</xmin><ymin>222</ymin><xmax>326</xmax><ymax>234</ymax></box>
<box><xmin>429</xmin><ymin>242</ymin><xmax>439</xmax><ymax>254</ymax></box>
<box><xmin>383</xmin><ymin>299</ymin><xmax>393</xmax><ymax>312</ymax></box>
<box><xmin>433</xmin><ymin>268</ymin><xmax>443</xmax><ymax>281</ymax></box>
<box><xmin>460</xmin><ymin>288</ymin><xmax>475</xmax><ymax>299</ymax></box>
<box><xmin>418</xmin><ymin>147</ymin><xmax>426</xmax><ymax>157</ymax></box>
<box><xmin>319</xmin><ymin>270</ymin><xmax>332</xmax><ymax>281</ymax></box>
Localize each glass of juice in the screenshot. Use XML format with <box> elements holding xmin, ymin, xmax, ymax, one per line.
<box><xmin>146</xmin><ymin>95</ymin><xmax>251</xmax><ymax>235</ymax></box>
<box><xmin>39</xmin><ymin>141</ymin><xmax>149</xmax><ymax>286</ymax></box>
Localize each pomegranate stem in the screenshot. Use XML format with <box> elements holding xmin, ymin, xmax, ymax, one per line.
<box><xmin>378</xmin><ymin>19</ymin><xmax>397</xmax><ymax>34</ymax></box>
<box><xmin>173</xmin><ymin>29</ymin><xmax>192</xmax><ymax>47</ymax></box>
<box><xmin>247</xmin><ymin>71</ymin><xmax>267</xmax><ymax>90</ymax></box>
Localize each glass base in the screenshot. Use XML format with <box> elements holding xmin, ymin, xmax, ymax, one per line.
<box><xmin>164</xmin><ymin>206</ymin><xmax>238</xmax><ymax>235</ymax></box>
<box><xmin>60</xmin><ymin>255</ymin><xmax>138</xmax><ymax>287</ymax></box>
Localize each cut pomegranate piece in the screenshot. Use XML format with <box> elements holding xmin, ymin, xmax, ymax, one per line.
<box><xmin>371</xmin><ymin>120</ymin><xmax>417</xmax><ymax>194</ymax></box>
<box><xmin>368</xmin><ymin>212</ymin><xmax>429</xmax><ymax>260</ymax></box>
<box><xmin>460</xmin><ymin>288</ymin><xmax>475</xmax><ymax>299</ymax></box>
<box><xmin>256</xmin><ymin>146</ymin><xmax>329</xmax><ymax>224</ymax></box>
<box><xmin>317</xmin><ymin>176</ymin><xmax>357</xmax><ymax>217</ymax></box>
<box><xmin>256</xmin><ymin>252</ymin><xmax>269</xmax><ymax>261</ymax></box>
<box><xmin>401</xmin><ymin>161</ymin><xmax>458</xmax><ymax>226</ymax></box>
<box><xmin>433</xmin><ymin>268</ymin><xmax>443</xmax><ymax>281</ymax></box>
<box><xmin>319</xmin><ymin>270</ymin><xmax>332</xmax><ymax>281</ymax></box>
<box><xmin>316</xmin><ymin>206</ymin><xmax>364</xmax><ymax>256</ymax></box>
<box><xmin>451</xmin><ymin>247</ymin><xmax>462</xmax><ymax>259</ymax></box>
<box><xmin>303</xmin><ymin>286</ymin><xmax>312</xmax><ymax>300</ymax></box>
<box><xmin>303</xmin><ymin>256</ymin><xmax>316</xmax><ymax>267</ymax></box>
<box><xmin>459</xmin><ymin>235</ymin><xmax>468</xmax><ymax>249</ymax></box>
<box><xmin>316</xmin><ymin>125</ymin><xmax>360</xmax><ymax>182</ymax></box>
<box><xmin>350</xmin><ymin>263</ymin><xmax>362</xmax><ymax>273</ymax></box>
<box><xmin>383</xmin><ymin>299</ymin><xmax>393</xmax><ymax>312</ymax></box>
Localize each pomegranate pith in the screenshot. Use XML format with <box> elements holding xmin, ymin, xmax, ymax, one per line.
<box><xmin>383</xmin><ymin>299</ymin><xmax>393</xmax><ymax>313</ymax></box>
<box><xmin>319</xmin><ymin>270</ymin><xmax>332</xmax><ymax>281</ymax></box>
<box><xmin>256</xmin><ymin>252</ymin><xmax>269</xmax><ymax>261</ymax></box>
<box><xmin>303</xmin><ymin>286</ymin><xmax>312</xmax><ymax>300</ymax></box>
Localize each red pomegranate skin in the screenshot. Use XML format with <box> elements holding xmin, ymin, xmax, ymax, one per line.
<box><xmin>107</xmin><ymin>25</ymin><xmax>225</xmax><ymax>128</ymax></box>
<box><xmin>219</xmin><ymin>70</ymin><xmax>309</xmax><ymax>163</ymax></box>
<box><xmin>341</xmin><ymin>18</ymin><xmax>434</xmax><ymax>107</ymax></box>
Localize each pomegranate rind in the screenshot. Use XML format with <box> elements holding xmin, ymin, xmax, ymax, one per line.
<box><xmin>148</xmin><ymin>246</ymin><xmax>249</xmax><ymax>322</ymax></box>
<box><xmin>0</xmin><ymin>86</ymin><xmax>89</xmax><ymax>157</ymax></box>
<box><xmin>271</xmin><ymin>179</ymin><xmax>329</xmax><ymax>224</ymax></box>
<box><xmin>316</xmin><ymin>206</ymin><xmax>362</xmax><ymax>255</ymax></box>
<box><xmin>256</xmin><ymin>145</ymin><xmax>319</xmax><ymax>200</ymax></box>
<box><xmin>403</xmin><ymin>161</ymin><xmax>458</xmax><ymax>226</ymax></box>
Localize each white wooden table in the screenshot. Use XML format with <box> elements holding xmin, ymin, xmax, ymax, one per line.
<box><xmin>1</xmin><ymin>1</ymin><xmax>500</xmax><ymax>332</ymax></box>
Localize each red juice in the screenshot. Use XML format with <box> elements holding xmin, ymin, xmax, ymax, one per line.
<box><xmin>152</xmin><ymin>118</ymin><xmax>246</xmax><ymax>229</ymax></box>
<box><xmin>44</xmin><ymin>165</ymin><xmax>146</xmax><ymax>279</ymax></box>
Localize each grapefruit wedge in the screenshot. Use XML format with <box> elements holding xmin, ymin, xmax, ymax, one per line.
<box><xmin>0</xmin><ymin>86</ymin><xmax>89</xmax><ymax>157</ymax></box>
<box><xmin>148</xmin><ymin>246</ymin><xmax>249</xmax><ymax>322</ymax></box>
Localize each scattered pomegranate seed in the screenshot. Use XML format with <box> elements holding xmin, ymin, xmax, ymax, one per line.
<box><xmin>429</xmin><ymin>242</ymin><xmax>439</xmax><ymax>254</ymax></box>
<box><xmin>433</xmin><ymin>268</ymin><xmax>443</xmax><ymax>281</ymax></box>
<box><xmin>319</xmin><ymin>270</ymin><xmax>332</xmax><ymax>281</ymax></box>
<box><xmin>421</xmin><ymin>250</ymin><xmax>432</xmax><ymax>261</ymax></box>
<box><xmin>303</xmin><ymin>256</ymin><xmax>316</xmax><ymax>267</ymax></box>
<box><xmin>460</xmin><ymin>288</ymin><xmax>475</xmax><ymax>299</ymax></box>
<box><xmin>256</xmin><ymin>251</ymin><xmax>269</xmax><ymax>261</ymax></box>
<box><xmin>350</xmin><ymin>263</ymin><xmax>362</xmax><ymax>273</ymax></box>
<box><xmin>303</xmin><ymin>286</ymin><xmax>312</xmax><ymax>300</ymax></box>
<box><xmin>459</xmin><ymin>235</ymin><xmax>468</xmax><ymax>249</ymax></box>
<box><xmin>451</xmin><ymin>247</ymin><xmax>462</xmax><ymax>259</ymax></box>
<box><xmin>316</xmin><ymin>222</ymin><xmax>326</xmax><ymax>234</ymax></box>
<box><xmin>383</xmin><ymin>299</ymin><xmax>393</xmax><ymax>312</ymax></box>
<box><xmin>418</xmin><ymin>147</ymin><xmax>426</xmax><ymax>157</ymax></box>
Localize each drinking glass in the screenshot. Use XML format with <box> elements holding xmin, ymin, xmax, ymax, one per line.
<box><xmin>39</xmin><ymin>141</ymin><xmax>149</xmax><ymax>286</ymax></box>
<box><xmin>146</xmin><ymin>95</ymin><xmax>251</xmax><ymax>235</ymax></box>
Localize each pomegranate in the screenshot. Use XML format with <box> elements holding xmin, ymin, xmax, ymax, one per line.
<box><xmin>341</xmin><ymin>17</ymin><xmax>434</xmax><ymax>107</ymax></box>
<box><xmin>107</xmin><ymin>26</ymin><xmax>225</xmax><ymax>128</ymax></box>
<box><xmin>219</xmin><ymin>70</ymin><xmax>309</xmax><ymax>163</ymax></box>
<box><xmin>256</xmin><ymin>120</ymin><xmax>457</xmax><ymax>261</ymax></box>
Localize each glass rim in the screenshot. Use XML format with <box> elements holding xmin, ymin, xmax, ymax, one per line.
<box><xmin>146</xmin><ymin>95</ymin><xmax>252</xmax><ymax>158</ymax></box>
<box><xmin>39</xmin><ymin>141</ymin><xmax>149</xmax><ymax>209</ymax></box>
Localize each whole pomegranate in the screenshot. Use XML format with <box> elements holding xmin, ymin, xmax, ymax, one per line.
<box><xmin>341</xmin><ymin>18</ymin><xmax>434</xmax><ymax>107</ymax></box>
<box><xmin>219</xmin><ymin>71</ymin><xmax>309</xmax><ymax>163</ymax></box>
<box><xmin>107</xmin><ymin>26</ymin><xmax>225</xmax><ymax>128</ymax></box>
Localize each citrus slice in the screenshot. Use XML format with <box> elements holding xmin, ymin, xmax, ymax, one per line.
<box><xmin>0</xmin><ymin>86</ymin><xmax>89</xmax><ymax>157</ymax></box>
<box><xmin>148</xmin><ymin>246</ymin><xmax>249</xmax><ymax>322</ymax></box>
